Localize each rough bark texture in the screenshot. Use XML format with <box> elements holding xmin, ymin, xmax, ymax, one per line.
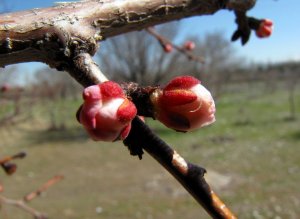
<box><xmin>0</xmin><ymin>0</ymin><xmax>255</xmax><ymax>69</ymax></box>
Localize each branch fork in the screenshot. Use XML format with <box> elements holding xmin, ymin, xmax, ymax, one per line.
<box><xmin>0</xmin><ymin>153</ymin><xmax>63</xmax><ymax>219</ymax></box>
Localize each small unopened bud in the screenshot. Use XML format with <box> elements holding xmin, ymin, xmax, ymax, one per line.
<box><xmin>78</xmin><ymin>81</ymin><xmax>137</xmax><ymax>141</ymax></box>
<box><xmin>150</xmin><ymin>76</ymin><xmax>215</xmax><ymax>132</ymax></box>
<box><xmin>184</xmin><ymin>41</ymin><xmax>196</xmax><ymax>51</ymax></box>
<box><xmin>1</xmin><ymin>162</ymin><xmax>17</xmax><ymax>175</ymax></box>
<box><xmin>163</xmin><ymin>43</ymin><xmax>173</xmax><ymax>53</ymax></box>
<box><xmin>256</xmin><ymin>19</ymin><xmax>273</xmax><ymax>38</ymax></box>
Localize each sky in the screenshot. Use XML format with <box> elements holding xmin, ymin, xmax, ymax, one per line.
<box><xmin>1</xmin><ymin>0</ymin><xmax>300</xmax><ymax>76</ymax></box>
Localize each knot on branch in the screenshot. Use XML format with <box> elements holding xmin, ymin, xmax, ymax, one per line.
<box><xmin>121</xmin><ymin>82</ymin><xmax>158</xmax><ymax>118</ymax></box>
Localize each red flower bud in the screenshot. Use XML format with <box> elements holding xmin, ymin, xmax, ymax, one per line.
<box><xmin>163</xmin><ymin>43</ymin><xmax>173</xmax><ymax>53</ymax></box>
<box><xmin>256</xmin><ymin>19</ymin><xmax>273</xmax><ymax>38</ymax></box>
<box><xmin>78</xmin><ymin>81</ymin><xmax>137</xmax><ymax>141</ymax></box>
<box><xmin>184</xmin><ymin>41</ymin><xmax>196</xmax><ymax>51</ymax></box>
<box><xmin>1</xmin><ymin>162</ymin><xmax>17</xmax><ymax>175</ymax></box>
<box><xmin>151</xmin><ymin>76</ymin><xmax>215</xmax><ymax>132</ymax></box>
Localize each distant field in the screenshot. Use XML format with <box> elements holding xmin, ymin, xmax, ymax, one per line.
<box><xmin>0</xmin><ymin>82</ymin><xmax>299</xmax><ymax>219</ymax></box>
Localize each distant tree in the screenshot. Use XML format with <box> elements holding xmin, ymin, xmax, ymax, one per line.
<box><xmin>98</xmin><ymin>22</ymin><xmax>189</xmax><ymax>86</ymax></box>
<box><xmin>282</xmin><ymin>64</ymin><xmax>299</xmax><ymax>120</ymax></box>
<box><xmin>34</xmin><ymin>68</ymin><xmax>81</xmax><ymax>100</ymax></box>
<box><xmin>32</xmin><ymin>68</ymin><xmax>82</xmax><ymax>130</ymax></box>
<box><xmin>183</xmin><ymin>32</ymin><xmax>243</xmax><ymax>98</ymax></box>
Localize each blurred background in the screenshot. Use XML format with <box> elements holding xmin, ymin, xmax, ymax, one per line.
<box><xmin>0</xmin><ymin>0</ymin><xmax>299</xmax><ymax>218</ymax></box>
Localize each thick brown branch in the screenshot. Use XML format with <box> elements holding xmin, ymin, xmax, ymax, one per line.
<box><xmin>0</xmin><ymin>0</ymin><xmax>255</xmax><ymax>68</ymax></box>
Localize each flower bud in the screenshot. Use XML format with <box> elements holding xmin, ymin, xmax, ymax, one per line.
<box><xmin>184</xmin><ymin>41</ymin><xmax>196</xmax><ymax>51</ymax></box>
<box><xmin>163</xmin><ymin>43</ymin><xmax>173</xmax><ymax>53</ymax></box>
<box><xmin>150</xmin><ymin>76</ymin><xmax>215</xmax><ymax>132</ymax></box>
<box><xmin>1</xmin><ymin>162</ymin><xmax>17</xmax><ymax>175</ymax></box>
<box><xmin>78</xmin><ymin>81</ymin><xmax>137</xmax><ymax>141</ymax></box>
<box><xmin>256</xmin><ymin>19</ymin><xmax>273</xmax><ymax>38</ymax></box>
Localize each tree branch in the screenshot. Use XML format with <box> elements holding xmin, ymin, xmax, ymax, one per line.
<box><xmin>0</xmin><ymin>1</ymin><xmax>258</xmax><ymax>218</ymax></box>
<box><xmin>0</xmin><ymin>196</ymin><xmax>47</xmax><ymax>219</ymax></box>
<box><xmin>0</xmin><ymin>0</ymin><xmax>255</xmax><ymax>68</ymax></box>
<box><xmin>0</xmin><ymin>175</ymin><xmax>63</xmax><ymax>219</ymax></box>
<box><xmin>124</xmin><ymin>118</ymin><xmax>237</xmax><ymax>219</ymax></box>
<box><xmin>24</xmin><ymin>175</ymin><xmax>64</xmax><ymax>202</ymax></box>
<box><xmin>146</xmin><ymin>26</ymin><xmax>205</xmax><ymax>63</ymax></box>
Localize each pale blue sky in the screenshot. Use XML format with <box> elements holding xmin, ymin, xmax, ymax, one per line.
<box><xmin>1</xmin><ymin>0</ymin><xmax>299</xmax><ymax>75</ymax></box>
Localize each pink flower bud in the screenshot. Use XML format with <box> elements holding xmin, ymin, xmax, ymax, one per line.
<box><xmin>184</xmin><ymin>41</ymin><xmax>196</xmax><ymax>51</ymax></box>
<box><xmin>150</xmin><ymin>76</ymin><xmax>215</xmax><ymax>132</ymax></box>
<box><xmin>163</xmin><ymin>43</ymin><xmax>173</xmax><ymax>53</ymax></box>
<box><xmin>78</xmin><ymin>81</ymin><xmax>137</xmax><ymax>141</ymax></box>
<box><xmin>256</xmin><ymin>19</ymin><xmax>273</xmax><ymax>38</ymax></box>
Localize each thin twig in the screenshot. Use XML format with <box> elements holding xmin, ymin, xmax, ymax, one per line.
<box><xmin>0</xmin><ymin>175</ymin><xmax>64</xmax><ymax>219</ymax></box>
<box><xmin>124</xmin><ymin>117</ymin><xmax>237</xmax><ymax>219</ymax></box>
<box><xmin>0</xmin><ymin>152</ymin><xmax>26</xmax><ymax>165</ymax></box>
<box><xmin>146</xmin><ymin>27</ymin><xmax>205</xmax><ymax>63</ymax></box>
<box><xmin>24</xmin><ymin>175</ymin><xmax>64</xmax><ymax>202</ymax></box>
<box><xmin>0</xmin><ymin>196</ymin><xmax>47</xmax><ymax>219</ymax></box>
<box><xmin>0</xmin><ymin>152</ymin><xmax>26</xmax><ymax>175</ymax></box>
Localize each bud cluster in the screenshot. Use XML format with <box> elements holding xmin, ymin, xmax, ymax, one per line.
<box><xmin>77</xmin><ymin>76</ymin><xmax>216</xmax><ymax>141</ymax></box>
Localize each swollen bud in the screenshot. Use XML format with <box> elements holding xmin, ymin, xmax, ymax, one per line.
<box><xmin>1</xmin><ymin>162</ymin><xmax>17</xmax><ymax>175</ymax></box>
<box><xmin>184</xmin><ymin>41</ymin><xmax>196</xmax><ymax>51</ymax></box>
<box><xmin>256</xmin><ymin>19</ymin><xmax>273</xmax><ymax>38</ymax></box>
<box><xmin>163</xmin><ymin>43</ymin><xmax>173</xmax><ymax>53</ymax></box>
<box><xmin>150</xmin><ymin>76</ymin><xmax>216</xmax><ymax>132</ymax></box>
<box><xmin>78</xmin><ymin>81</ymin><xmax>137</xmax><ymax>141</ymax></box>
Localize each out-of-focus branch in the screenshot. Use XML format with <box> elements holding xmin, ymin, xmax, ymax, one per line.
<box><xmin>24</xmin><ymin>175</ymin><xmax>64</xmax><ymax>202</ymax></box>
<box><xmin>0</xmin><ymin>152</ymin><xmax>26</xmax><ymax>165</ymax></box>
<box><xmin>0</xmin><ymin>196</ymin><xmax>47</xmax><ymax>219</ymax></box>
<box><xmin>0</xmin><ymin>175</ymin><xmax>64</xmax><ymax>219</ymax></box>
<box><xmin>0</xmin><ymin>152</ymin><xmax>26</xmax><ymax>175</ymax></box>
<box><xmin>146</xmin><ymin>27</ymin><xmax>205</xmax><ymax>63</ymax></box>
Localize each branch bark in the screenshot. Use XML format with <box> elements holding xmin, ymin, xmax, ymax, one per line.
<box><xmin>0</xmin><ymin>0</ymin><xmax>255</xmax><ymax>69</ymax></box>
<box><xmin>124</xmin><ymin>118</ymin><xmax>237</xmax><ymax>219</ymax></box>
